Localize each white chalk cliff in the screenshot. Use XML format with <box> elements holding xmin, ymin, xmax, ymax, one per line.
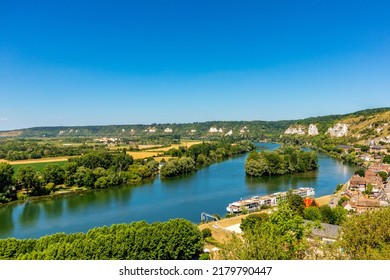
<box><xmin>308</xmin><ymin>124</ymin><xmax>319</xmax><ymax>136</ymax></box>
<box><xmin>326</xmin><ymin>123</ymin><xmax>348</xmax><ymax>137</ymax></box>
<box><xmin>284</xmin><ymin>125</ymin><xmax>305</xmax><ymax>135</ymax></box>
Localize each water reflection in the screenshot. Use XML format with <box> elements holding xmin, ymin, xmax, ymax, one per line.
<box><xmin>42</xmin><ymin>198</ymin><xmax>64</xmax><ymax>220</ymax></box>
<box><xmin>109</xmin><ymin>186</ymin><xmax>134</xmax><ymax>207</ymax></box>
<box><xmin>19</xmin><ymin>202</ymin><xmax>41</xmax><ymax>227</ymax></box>
<box><xmin>0</xmin><ymin>206</ymin><xmax>14</xmax><ymax>235</ymax></box>
<box><xmin>245</xmin><ymin>172</ymin><xmax>318</xmax><ymax>193</ymax></box>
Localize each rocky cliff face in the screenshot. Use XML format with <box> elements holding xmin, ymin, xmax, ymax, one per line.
<box><xmin>326</xmin><ymin>123</ymin><xmax>349</xmax><ymax>137</ymax></box>
<box><xmin>308</xmin><ymin>124</ymin><xmax>319</xmax><ymax>136</ymax></box>
<box><xmin>284</xmin><ymin>125</ymin><xmax>305</xmax><ymax>135</ymax></box>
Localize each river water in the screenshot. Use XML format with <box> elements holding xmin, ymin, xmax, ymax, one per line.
<box><xmin>0</xmin><ymin>142</ymin><xmax>356</xmax><ymax>239</ymax></box>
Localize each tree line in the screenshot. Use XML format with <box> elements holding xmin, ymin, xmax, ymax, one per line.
<box><xmin>245</xmin><ymin>146</ymin><xmax>318</xmax><ymax>176</ymax></box>
<box><xmin>0</xmin><ymin>151</ymin><xmax>159</xmax><ymax>204</ymax></box>
<box><xmin>160</xmin><ymin>141</ymin><xmax>255</xmax><ymax>177</ymax></box>
<box><xmin>0</xmin><ymin>219</ymin><xmax>203</xmax><ymax>260</ymax></box>
<box><xmin>0</xmin><ymin>140</ymin><xmax>95</xmax><ymax>161</ymax></box>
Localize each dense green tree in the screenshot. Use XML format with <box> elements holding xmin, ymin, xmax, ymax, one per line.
<box><xmin>223</xmin><ymin>202</ymin><xmax>312</xmax><ymax>260</ymax></box>
<box><xmin>201</xmin><ymin>228</ymin><xmax>212</xmax><ymax>239</ymax></box>
<box><xmin>0</xmin><ymin>163</ymin><xmax>16</xmax><ymax>203</ymax></box>
<box><xmin>286</xmin><ymin>192</ymin><xmax>305</xmax><ymax>216</ymax></box>
<box><xmin>303</xmin><ymin>206</ymin><xmax>322</xmax><ymax>221</ymax></box>
<box><xmin>111</xmin><ymin>153</ymin><xmax>133</xmax><ymax>172</ymax></box>
<box><xmin>245</xmin><ymin>146</ymin><xmax>318</xmax><ymax>177</ymax></box>
<box><xmin>354</xmin><ymin>168</ymin><xmax>366</xmax><ymax>177</ymax></box>
<box><xmin>319</xmin><ymin>205</ymin><xmax>347</xmax><ymax>225</ymax></box>
<box><xmin>42</xmin><ymin>164</ymin><xmax>65</xmax><ymax>185</ymax></box>
<box><xmin>382</xmin><ymin>155</ymin><xmax>390</xmax><ymax>164</ymax></box>
<box><xmin>17</xmin><ymin>166</ymin><xmax>45</xmax><ymax>196</ymax></box>
<box><xmin>63</xmin><ymin>162</ymin><xmax>78</xmax><ymax>187</ymax></box>
<box><xmin>0</xmin><ymin>163</ymin><xmax>14</xmax><ymax>193</ymax></box>
<box><xmin>74</xmin><ymin>167</ymin><xmax>96</xmax><ymax>188</ymax></box>
<box><xmin>378</xmin><ymin>171</ymin><xmax>388</xmax><ymax>182</ymax></box>
<box><xmin>160</xmin><ymin>157</ymin><xmax>196</xmax><ymax>177</ymax></box>
<box><xmin>337</xmin><ymin>207</ymin><xmax>390</xmax><ymax>259</ymax></box>
<box><xmin>240</xmin><ymin>213</ymin><xmax>269</xmax><ymax>233</ymax></box>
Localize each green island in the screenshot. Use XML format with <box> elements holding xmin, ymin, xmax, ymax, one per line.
<box><xmin>245</xmin><ymin>146</ymin><xmax>318</xmax><ymax>176</ymax></box>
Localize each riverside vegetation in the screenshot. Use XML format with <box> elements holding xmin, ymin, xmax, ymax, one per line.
<box><xmin>0</xmin><ymin>150</ymin><xmax>159</xmax><ymax>204</ymax></box>
<box><xmin>0</xmin><ymin>140</ymin><xmax>255</xmax><ymax>204</ymax></box>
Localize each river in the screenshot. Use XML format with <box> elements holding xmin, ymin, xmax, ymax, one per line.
<box><xmin>0</xmin><ymin>142</ymin><xmax>357</xmax><ymax>239</ymax></box>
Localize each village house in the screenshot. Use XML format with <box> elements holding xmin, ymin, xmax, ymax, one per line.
<box><xmin>355</xmin><ymin>198</ymin><xmax>381</xmax><ymax>213</ymax></box>
<box><xmin>344</xmin><ymin>163</ymin><xmax>390</xmax><ymax>213</ymax></box>
<box><xmin>374</xmin><ymin>154</ymin><xmax>385</xmax><ymax>162</ymax></box>
<box><xmin>359</xmin><ymin>153</ymin><xmax>371</xmax><ymax>162</ymax></box>
<box><xmin>342</xmin><ymin>197</ymin><xmax>386</xmax><ymax>213</ymax></box>
<box><xmin>341</xmin><ymin>201</ymin><xmax>356</xmax><ymax>212</ymax></box>
<box><xmin>305</xmin><ymin>221</ymin><xmax>341</xmax><ymax>244</ymax></box>
<box><xmin>365</xmin><ymin>163</ymin><xmax>390</xmax><ymax>176</ymax></box>
<box><xmin>337</xmin><ymin>145</ymin><xmax>353</xmax><ymax>153</ymax></box>
<box><xmin>370</xmin><ymin>145</ymin><xmax>388</xmax><ymax>154</ymax></box>
<box><xmin>349</xmin><ymin>175</ymin><xmax>368</xmax><ymax>192</ymax></box>
<box><xmin>349</xmin><ymin>174</ymin><xmax>384</xmax><ymax>195</ymax></box>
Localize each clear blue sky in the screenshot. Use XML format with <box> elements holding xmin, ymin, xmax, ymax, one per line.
<box><xmin>0</xmin><ymin>0</ymin><xmax>389</xmax><ymax>130</ymax></box>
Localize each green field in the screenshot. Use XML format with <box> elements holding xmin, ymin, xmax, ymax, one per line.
<box><xmin>12</xmin><ymin>161</ymin><xmax>67</xmax><ymax>174</ymax></box>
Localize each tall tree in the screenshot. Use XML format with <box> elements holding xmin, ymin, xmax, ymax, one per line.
<box><xmin>17</xmin><ymin>166</ymin><xmax>44</xmax><ymax>196</ymax></box>
<box><xmin>0</xmin><ymin>163</ymin><xmax>14</xmax><ymax>193</ymax></box>
<box><xmin>223</xmin><ymin>202</ymin><xmax>312</xmax><ymax>260</ymax></box>
<box><xmin>337</xmin><ymin>207</ymin><xmax>390</xmax><ymax>259</ymax></box>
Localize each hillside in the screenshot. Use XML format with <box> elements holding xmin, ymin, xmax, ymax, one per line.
<box><xmin>0</xmin><ymin>108</ymin><xmax>389</xmax><ymax>141</ymax></box>
<box><xmin>283</xmin><ymin>108</ymin><xmax>390</xmax><ymax>144</ymax></box>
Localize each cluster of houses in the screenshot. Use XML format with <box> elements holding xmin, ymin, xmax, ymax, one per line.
<box><xmin>337</xmin><ymin>143</ymin><xmax>388</xmax><ymax>163</ymax></box>
<box><xmin>341</xmin><ymin>163</ymin><xmax>390</xmax><ymax>213</ymax></box>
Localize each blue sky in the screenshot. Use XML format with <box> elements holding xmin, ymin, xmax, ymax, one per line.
<box><xmin>0</xmin><ymin>0</ymin><xmax>389</xmax><ymax>130</ymax></box>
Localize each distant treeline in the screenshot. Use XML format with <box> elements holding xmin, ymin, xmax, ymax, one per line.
<box><xmin>0</xmin><ymin>140</ymin><xmax>96</xmax><ymax>161</ymax></box>
<box><xmin>0</xmin><ymin>219</ymin><xmax>203</xmax><ymax>260</ymax></box>
<box><xmin>160</xmin><ymin>141</ymin><xmax>255</xmax><ymax>177</ymax></box>
<box><xmin>245</xmin><ymin>146</ymin><xmax>318</xmax><ymax>176</ymax></box>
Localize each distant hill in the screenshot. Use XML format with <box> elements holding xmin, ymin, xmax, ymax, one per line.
<box><xmin>282</xmin><ymin>108</ymin><xmax>390</xmax><ymax>144</ymax></box>
<box><xmin>1</xmin><ymin>108</ymin><xmax>389</xmax><ymax>141</ymax></box>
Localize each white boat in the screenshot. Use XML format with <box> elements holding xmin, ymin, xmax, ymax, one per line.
<box><xmin>226</xmin><ymin>187</ymin><xmax>315</xmax><ymax>213</ymax></box>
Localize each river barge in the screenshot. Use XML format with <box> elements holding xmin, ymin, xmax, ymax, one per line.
<box><xmin>226</xmin><ymin>187</ymin><xmax>315</xmax><ymax>213</ymax></box>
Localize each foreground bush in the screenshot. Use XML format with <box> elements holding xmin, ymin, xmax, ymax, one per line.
<box><xmin>0</xmin><ymin>218</ymin><xmax>203</xmax><ymax>260</ymax></box>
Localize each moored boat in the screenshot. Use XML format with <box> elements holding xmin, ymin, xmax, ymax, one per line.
<box><xmin>226</xmin><ymin>187</ymin><xmax>315</xmax><ymax>213</ymax></box>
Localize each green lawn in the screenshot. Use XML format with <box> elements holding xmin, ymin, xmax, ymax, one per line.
<box><xmin>12</xmin><ymin>161</ymin><xmax>67</xmax><ymax>174</ymax></box>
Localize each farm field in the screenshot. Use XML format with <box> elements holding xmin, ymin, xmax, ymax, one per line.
<box><xmin>147</xmin><ymin>140</ymin><xmax>203</xmax><ymax>152</ymax></box>
<box><xmin>126</xmin><ymin>140</ymin><xmax>204</xmax><ymax>160</ymax></box>
<box><xmin>126</xmin><ymin>151</ymin><xmax>162</xmax><ymax>160</ymax></box>
<box><xmin>0</xmin><ymin>140</ymin><xmax>205</xmax><ymax>169</ymax></box>
<box><xmin>11</xmin><ymin>161</ymin><xmax>67</xmax><ymax>173</ymax></box>
<box><xmin>0</xmin><ymin>156</ymin><xmax>69</xmax><ymax>165</ymax></box>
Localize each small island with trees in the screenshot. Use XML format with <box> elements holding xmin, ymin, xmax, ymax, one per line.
<box><xmin>245</xmin><ymin>146</ymin><xmax>318</xmax><ymax>176</ymax></box>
